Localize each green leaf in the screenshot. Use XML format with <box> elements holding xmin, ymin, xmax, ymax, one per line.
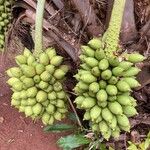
<box><xmin>67</xmin><ymin>112</ymin><xmax>78</xmax><ymax>122</ymax></box>
<box><xmin>57</xmin><ymin>134</ymin><xmax>90</xmax><ymax>150</ymax></box>
<box><xmin>43</xmin><ymin>124</ymin><xmax>75</xmax><ymax>132</ymax></box>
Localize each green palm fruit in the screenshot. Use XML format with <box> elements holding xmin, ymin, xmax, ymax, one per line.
<box><xmin>39</xmin><ymin>52</ymin><xmax>49</xmax><ymax>65</ymax></box>
<box><xmin>96</xmin><ymin>89</ymin><xmax>108</xmax><ymax>102</ymax></box>
<box><xmin>101</xmin><ymin>69</ymin><xmax>112</xmax><ymax>80</ymax></box>
<box><xmin>108</xmin><ymin>101</ymin><xmax>123</xmax><ymax>115</ymax></box>
<box><xmin>102</xmin><ymin>128</ymin><xmax>111</xmax><ymax>141</ymax></box>
<box><xmin>91</xmin><ymin>124</ymin><xmax>99</xmax><ymax>131</ymax></box>
<box><xmin>108</xmin><ymin>58</ymin><xmax>120</xmax><ymax>67</ymax></box>
<box><xmin>25</xmin><ymin>106</ymin><xmax>33</xmax><ymax>117</ymax></box>
<box><xmin>118</xmin><ymin>61</ymin><xmax>133</xmax><ymax>70</ymax></box>
<box><xmin>33</xmin><ymin>75</ymin><xmax>41</xmax><ymax>83</ymax></box>
<box><xmin>111</xmin><ymin>126</ymin><xmax>120</xmax><ymax>139</ymax></box>
<box><xmin>35</xmin><ymin>64</ymin><xmax>45</xmax><ymax>75</ymax></box>
<box><xmin>88</xmin><ymin>91</ymin><xmax>95</xmax><ymax>98</ymax></box>
<box><xmin>57</xmin><ymin>91</ymin><xmax>66</xmax><ymax>99</ymax></box>
<box><xmin>73</xmin><ymin>86</ymin><xmax>84</xmax><ymax>95</ymax></box>
<box><xmin>99</xmin><ymin>80</ymin><xmax>107</xmax><ymax>89</ymax></box>
<box><xmin>56</xmin><ymin>99</ymin><xmax>65</xmax><ymax>108</ymax></box>
<box><xmin>49</xmin><ymin>77</ymin><xmax>56</xmax><ymax>84</ymax></box>
<box><xmin>42</xmin><ymin>100</ymin><xmax>49</xmax><ymax>107</ymax></box>
<box><xmin>6</xmin><ymin>69</ymin><xmax>13</xmax><ymax>77</ymax></box>
<box><xmin>90</xmin><ymin>105</ymin><xmax>101</xmax><ymax>121</ymax></box>
<box><xmin>130</xmin><ymin>97</ymin><xmax>137</xmax><ymax>107</ymax></box>
<box><xmin>27</xmin><ymin>87</ymin><xmax>38</xmax><ymax>98</ymax></box>
<box><xmin>106</xmin><ymin>85</ymin><xmax>118</xmax><ymax>95</ymax></box>
<box><xmin>74</xmin><ymin>96</ymin><xmax>84</xmax><ymax>106</ymax></box>
<box><xmin>54</xmin><ymin>82</ymin><xmax>63</xmax><ymax>92</ymax></box>
<box><xmin>46</xmin><ymin>103</ymin><xmax>55</xmax><ymax>114</ymax></box>
<box><xmin>36</xmin><ymin>91</ymin><xmax>47</xmax><ymax>102</ymax></box>
<box><xmin>79</xmin><ymin>55</ymin><xmax>87</xmax><ymax>62</ymax></box>
<box><xmin>7</xmin><ymin>77</ymin><xmax>20</xmax><ymax>86</ymax></box>
<box><xmin>126</xmin><ymin>53</ymin><xmax>145</xmax><ymax>63</ymax></box>
<box><xmin>12</xmin><ymin>81</ymin><xmax>23</xmax><ymax>91</ymax></box>
<box><xmin>15</xmin><ymin>55</ymin><xmax>27</xmax><ymax>65</ymax></box>
<box><xmin>117</xmin><ymin>95</ymin><xmax>132</xmax><ymax>105</ymax></box>
<box><xmin>27</xmin><ymin>55</ymin><xmax>35</xmax><ymax>66</ymax></box>
<box><xmin>80</xmin><ymin>63</ymin><xmax>91</xmax><ymax>70</ymax></box>
<box><xmin>53</xmin><ymin>69</ymin><xmax>65</xmax><ymax>80</ymax></box>
<box><xmin>21</xmin><ymin>99</ymin><xmax>28</xmax><ymax>106</ymax></box>
<box><xmin>12</xmin><ymin>92</ymin><xmax>20</xmax><ymax>100</ymax></box>
<box><xmin>9</xmin><ymin>67</ymin><xmax>22</xmax><ymax>78</ymax></box>
<box><xmin>85</xmin><ymin>57</ymin><xmax>99</xmax><ymax>68</ymax></box>
<box><xmin>81</xmin><ymin>97</ymin><xmax>96</xmax><ymax>109</ymax></box>
<box><xmin>45</xmin><ymin>48</ymin><xmax>56</xmax><ymax>59</ymax></box>
<box><xmin>82</xmin><ymin>92</ymin><xmax>89</xmax><ymax>97</ymax></box>
<box><xmin>108</xmin><ymin>96</ymin><xmax>117</xmax><ymax>102</ymax></box>
<box><xmin>11</xmin><ymin>99</ymin><xmax>20</xmax><ymax>106</ymax></box>
<box><xmin>23</xmin><ymin>78</ymin><xmax>34</xmax><ymax>88</ymax></box>
<box><xmin>123</xmin><ymin>105</ymin><xmax>137</xmax><ymax>117</ymax></box>
<box><xmin>123</xmin><ymin>77</ymin><xmax>140</xmax><ymax>88</ymax></box>
<box><xmin>88</xmin><ymin>38</ymin><xmax>102</xmax><ymax>49</ymax></box>
<box><xmin>78</xmin><ymin>70</ymin><xmax>91</xmax><ymax>75</ymax></box>
<box><xmin>123</xmin><ymin>67</ymin><xmax>141</xmax><ymax>77</ymax></box>
<box><xmin>76</xmin><ymin>81</ymin><xmax>89</xmax><ymax>91</ymax></box>
<box><xmin>89</xmin><ymin>82</ymin><xmax>100</xmax><ymax>93</ymax></box>
<box><xmin>38</xmin><ymin>81</ymin><xmax>49</xmax><ymax>89</ymax></box>
<box><xmin>42</xmin><ymin>112</ymin><xmax>50</xmax><ymax>125</ymax></box>
<box><xmin>112</xmin><ymin>67</ymin><xmax>124</xmax><ymax>76</ymax></box>
<box><xmin>48</xmin><ymin>116</ymin><xmax>54</xmax><ymax>125</ymax></box>
<box><xmin>27</xmin><ymin>98</ymin><xmax>37</xmax><ymax>106</ymax></box>
<box><xmin>83</xmin><ymin>111</ymin><xmax>91</xmax><ymax>120</ymax></box>
<box><xmin>54</xmin><ymin>111</ymin><xmax>62</xmax><ymax>121</ymax></box>
<box><xmin>95</xmin><ymin>49</ymin><xmax>105</xmax><ymax>60</ymax></box>
<box><xmin>117</xmin><ymin>114</ymin><xmax>130</xmax><ymax>127</ymax></box>
<box><xmin>32</xmin><ymin>103</ymin><xmax>43</xmax><ymax>115</ymax></box>
<box><xmin>58</xmin><ymin>108</ymin><xmax>67</xmax><ymax>113</ymax></box>
<box><xmin>99</xmin><ymin>59</ymin><xmax>109</xmax><ymax>70</ymax></box>
<box><xmin>46</xmin><ymin>65</ymin><xmax>55</xmax><ymax>74</ymax></box>
<box><xmin>44</xmin><ymin>85</ymin><xmax>53</xmax><ymax>93</ymax></box>
<box><xmin>21</xmin><ymin>65</ymin><xmax>36</xmax><ymax>77</ymax></box>
<box><xmin>101</xmin><ymin>108</ymin><xmax>113</xmax><ymax>123</ymax></box>
<box><xmin>117</xmin><ymin>80</ymin><xmax>131</xmax><ymax>92</ymax></box>
<box><xmin>95</xmin><ymin>116</ymin><xmax>102</xmax><ymax>123</ymax></box>
<box><xmin>19</xmin><ymin>106</ymin><xmax>25</xmax><ymax>112</ymax></box>
<box><xmin>50</xmin><ymin>56</ymin><xmax>63</xmax><ymax>66</ymax></box>
<box><xmin>48</xmin><ymin>91</ymin><xmax>57</xmax><ymax>100</ymax></box>
<box><xmin>23</xmin><ymin>48</ymin><xmax>31</xmax><ymax>57</ymax></box>
<box><xmin>99</xmin><ymin>121</ymin><xmax>109</xmax><ymax>133</ymax></box>
<box><xmin>81</xmin><ymin>46</ymin><xmax>95</xmax><ymax>57</ymax></box>
<box><xmin>91</xmin><ymin>66</ymin><xmax>101</xmax><ymax>77</ymax></box>
<box><xmin>40</xmin><ymin>71</ymin><xmax>52</xmax><ymax>82</ymax></box>
<box><xmin>59</xmin><ymin>65</ymin><xmax>69</xmax><ymax>73</ymax></box>
<box><xmin>80</xmin><ymin>74</ymin><xmax>97</xmax><ymax>83</ymax></box>
<box><xmin>119</xmin><ymin>125</ymin><xmax>130</xmax><ymax>132</ymax></box>
<box><xmin>98</xmin><ymin>101</ymin><xmax>107</xmax><ymax>108</ymax></box>
<box><xmin>108</xmin><ymin>76</ymin><xmax>118</xmax><ymax>85</ymax></box>
<box><xmin>109</xmin><ymin>116</ymin><xmax>117</xmax><ymax>130</ymax></box>
<box><xmin>20</xmin><ymin>90</ymin><xmax>28</xmax><ymax>99</ymax></box>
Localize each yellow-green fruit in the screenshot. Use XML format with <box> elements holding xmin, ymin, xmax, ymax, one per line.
<box><xmin>117</xmin><ymin>114</ymin><xmax>130</xmax><ymax>127</ymax></box>
<box><xmin>20</xmin><ymin>90</ymin><xmax>28</xmax><ymax>99</ymax></box>
<box><xmin>42</xmin><ymin>100</ymin><xmax>49</xmax><ymax>107</ymax></box>
<box><xmin>74</xmin><ymin>86</ymin><xmax>84</xmax><ymax>95</ymax></box>
<box><xmin>79</xmin><ymin>54</ymin><xmax>87</xmax><ymax>62</ymax></box>
<box><xmin>46</xmin><ymin>104</ymin><xmax>55</xmax><ymax>114</ymax></box>
<box><xmin>32</xmin><ymin>103</ymin><xmax>42</xmax><ymax>115</ymax></box>
<box><xmin>21</xmin><ymin>99</ymin><xmax>28</xmax><ymax>106</ymax></box>
<box><xmin>108</xmin><ymin>96</ymin><xmax>117</xmax><ymax>102</ymax></box>
<box><xmin>85</xmin><ymin>57</ymin><xmax>99</xmax><ymax>68</ymax></box>
<box><xmin>91</xmin><ymin>124</ymin><xmax>99</xmax><ymax>131</ymax></box>
<box><xmin>126</xmin><ymin>53</ymin><xmax>145</xmax><ymax>63</ymax></box>
<box><xmin>38</xmin><ymin>81</ymin><xmax>49</xmax><ymax>89</ymax></box>
<box><xmin>117</xmin><ymin>95</ymin><xmax>132</xmax><ymax>105</ymax></box>
<box><xmin>12</xmin><ymin>92</ymin><xmax>20</xmax><ymax>100</ymax></box>
<box><xmin>50</xmin><ymin>56</ymin><xmax>63</xmax><ymax>66</ymax></box>
<box><xmin>54</xmin><ymin>111</ymin><xmax>62</xmax><ymax>121</ymax></box>
<box><xmin>9</xmin><ymin>67</ymin><xmax>22</xmax><ymax>78</ymax></box>
<box><xmin>83</xmin><ymin>111</ymin><xmax>91</xmax><ymax>120</ymax></box>
<box><xmin>53</xmin><ymin>82</ymin><xmax>62</xmax><ymax>92</ymax></box>
<box><xmin>58</xmin><ymin>108</ymin><xmax>67</xmax><ymax>113</ymax></box>
<box><xmin>81</xmin><ymin>46</ymin><xmax>95</xmax><ymax>57</ymax></box>
<box><xmin>39</xmin><ymin>53</ymin><xmax>49</xmax><ymax>65</ymax></box>
<box><xmin>123</xmin><ymin>105</ymin><xmax>137</xmax><ymax>117</ymax></box>
<box><xmin>117</xmin><ymin>80</ymin><xmax>131</xmax><ymax>92</ymax></box>
<box><xmin>53</xmin><ymin>69</ymin><xmax>65</xmax><ymax>80</ymax></box>
<box><xmin>98</xmin><ymin>101</ymin><xmax>107</xmax><ymax>108</ymax></box>
<box><xmin>112</xmin><ymin>126</ymin><xmax>120</xmax><ymax>139</ymax></box>
<box><xmin>12</xmin><ymin>81</ymin><xmax>23</xmax><ymax>91</ymax></box>
<box><xmin>35</xmin><ymin>64</ymin><xmax>45</xmax><ymax>75</ymax></box>
<box><xmin>36</xmin><ymin>91</ymin><xmax>47</xmax><ymax>102</ymax></box>
<box><xmin>27</xmin><ymin>87</ymin><xmax>38</xmax><ymax>98</ymax></box>
<box><xmin>49</xmin><ymin>77</ymin><xmax>56</xmax><ymax>84</ymax></box>
<box><xmin>95</xmin><ymin>49</ymin><xmax>105</xmax><ymax>60</ymax></box>
<box><xmin>25</xmin><ymin>106</ymin><xmax>33</xmax><ymax>117</ymax></box>
<box><xmin>106</xmin><ymin>85</ymin><xmax>118</xmax><ymax>96</ymax></box>
<box><xmin>56</xmin><ymin>99</ymin><xmax>65</xmax><ymax>108</ymax></box>
<box><xmin>90</xmin><ymin>105</ymin><xmax>101</xmax><ymax>121</ymax></box>
<box><xmin>118</xmin><ymin>61</ymin><xmax>133</xmax><ymax>70</ymax></box>
<box><xmin>81</xmin><ymin>97</ymin><xmax>96</xmax><ymax>109</ymax></box>
<box><xmin>108</xmin><ymin>101</ymin><xmax>123</xmax><ymax>115</ymax></box>
<box><xmin>46</xmin><ymin>65</ymin><xmax>55</xmax><ymax>74</ymax></box>
<box><xmin>130</xmin><ymin>97</ymin><xmax>137</xmax><ymax>107</ymax></box>
<box><xmin>80</xmin><ymin>63</ymin><xmax>91</xmax><ymax>70</ymax></box>
<box><xmin>27</xmin><ymin>55</ymin><xmax>35</xmax><ymax>65</ymax></box>
<box><xmin>6</xmin><ymin>69</ymin><xmax>13</xmax><ymax>77</ymax></box>
<box><xmin>15</xmin><ymin>55</ymin><xmax>27</xmax><ymax>64</ymax></box>
<box><xmin>33</xmin><ymin>75</ymin><xmax>40</xmax><ymax>84</ymax></box>
<box><xmin>102</xmin><ymin>128</ymin><xmax>112</xmax><ymax>141</ymax></box>
<box><xmin>27</xmin><ymin>98</ymin><xmax>37</xmax><ymax>106</ymax></box>
<box><xmin>7</xmin><ymin>77</ymin><xmax>20</xmax><ymax>86</ymax></box>
<box><xmin>59</xmin><ymin>65</ymin><xmax>69</xmax><ymax>73</ymax></box>
<box><xmin>109</xmin><ymin>116</ymin><xmax>117</xmax><ymax>129</ymax></box>
<box><xmin>20</xmin><ymin>76</ymin><xmax>26</xmax><ymax>81</ymax></box>
<box><xmin>123</xmin><ymin>77</ymin><xmax>140</xmax><ymax>88</ymax></box>
<box><xmin>74</xmin><ymin>96</ymin><xmax>84</xmax><ymax>106</ymax></box>
<box><xmin>112</xmin><ymin>67</ymin><xmax>124</xmax><ymax>76</ymax></box>
<box><xmin>21</xmin><ymin>65</ymin><xmax>36</xmax><ymax>77</ymax></box>
<box><xmin>108</xmin><ymin>76</ymin><xmax>118</xmax><ymax>85</ymax></box>
<box><xmin>95</xmin><ymin>116</ymin><xmax>102</xmax><ymax>123</ymax></box>
<box><xmin>48</xmin><ymin>116</ymin><xmax>54</xmax><ymax>125</ymax></box>
<box><xmin>57</xmin><ymin>91</ymin><xmax>66</xmax><ymax>99</ymax></box>
<box><xmin>80</xmin><ymin>74</ymin><xmax>97</xmax><ymax>83</ymax></box>
<box><xmin>42</xmin><ymin>112</ymin><xmax>50</xmax><ymax>125</ymax></box>
<box><xmin>46</xmin><ymin>48</ymin><xmax>56</xmax><ymax>59</ymax></box>
<box><xmin>89</xmin><ymin>82</ymin><xmax>100</xmax><ymax>93</ymax></box>
<box><xmin>101</xmin><ymin>108</ymin><xmax>113</xmax><ymax>123</ymax></box>
<box><xmin>96</xmin><ymin>89</ymin><xmax>108</xmax><ymax>102</ymax></box>
<box><xmin>23</xmin><ymin>78</ymin><xmax>34</xmax><ymax>88</ymax></box>
<box><xmin>123</xmin><ymin>67</ymin><xmax>141</xmax><ymax>77</ymax></box>
<box><xmin>88</xmin><ymin>38</ymin><xmax>102</xmax><ymax>49</ymax></box>
<box><xmin>119</xmin><ymin>125</ymin><xmax>130</xmax><ymax>132</ymax></box>
<box><xmin>48</xmin><ymin>91</ymin><xmax>57</xmax><ymax>100</ymax></box>
<box><xmin>101</xmin><ymin>69</ymin><xmax>112</xmax><ymax>80</ymax></box>
<box><xmin>99</xmin><ymin>121</ymin><xmax>109</xmax><ymax>133</ymax></box>
<box><xmin>99</xmin><ymin>59</ymin><xmax>109</xmax><ymax>70</ymax></box>
<box><xmin>11</xmin><ymin>99</ymin><xmax>20</xmax><ymax>106</ymax></box>
<box><xmin>108</xmin><ymin>58</ymin><xmax>120</xmax><ymax>67</ymax></box>
<box><xmin>99</xmin><ymin>80</ymin><xmax>107</xmax><ymax>89</ymax></box>
<box><xmin>40</xmin><ymin>71</ymin><xmax>52</xmax><ymax>82</ymax></box>
<box><xmin>91</xmin><ymin>66</ymin><xmax>101</xmax><ymax>77</ymax></box>
<box><xmin>23</xmin><ymin>48</ymin><xmax>31</xmax><ymax>57</ymax></box>
<box><xmin>19</xmin><ymin>106</ymin><xmax>25</xmax><ymax>112</ymax></box>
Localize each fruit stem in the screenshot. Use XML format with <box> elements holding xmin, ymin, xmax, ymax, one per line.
<box><xmin>34</xmin><ymin>0</ymin><xmax>46</xmax><ymax>57</ymax></box>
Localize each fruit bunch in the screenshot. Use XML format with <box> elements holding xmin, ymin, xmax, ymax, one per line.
<box><xmin>7</xmin><ymin>48</ymin><xmax>69</xmax><ymax>125</ymax></box>
<box><xmin>74</xmin><ymin>38</ymin><xmax>145</xmax><ymax>140</ymax></box>
<box><xmin>0</xmin><ymin>0</ymin><xmax>12</xmax><ymax>49</ymax></box>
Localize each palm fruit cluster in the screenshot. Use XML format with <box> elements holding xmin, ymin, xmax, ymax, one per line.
<box><xmin>74</xmin><ymin>38</ymin><xmax>145</xmax><ymax>140</ymax></box>
<box><xmin>0</xmin><ymin>0</ymin><xmax>12</xmax><ymax>49</ymax></box>
<box><xmin>7</xmin><ymin>48</ymin><xmax>69</xmax><ymax>125</ymax></box>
